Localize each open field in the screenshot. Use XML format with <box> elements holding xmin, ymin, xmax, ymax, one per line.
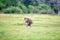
<box><xmin>0</xmin><ymin>14</ymin><xmax>60</xmax><ymax>40</ymax></box>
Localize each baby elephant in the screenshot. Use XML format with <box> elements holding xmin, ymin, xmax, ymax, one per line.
<box><xmin>24</xmin><ymin>17</ymin><xmax>32</xmax><ymax>27</ymax></box>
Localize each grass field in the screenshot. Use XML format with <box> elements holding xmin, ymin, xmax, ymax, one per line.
<box><xmin>0</xmin><ymin>14</ymin><xmax>60</xmax><ymax>40</ymax></box>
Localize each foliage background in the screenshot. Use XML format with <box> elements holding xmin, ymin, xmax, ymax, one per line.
<box><xmin>0</xmin><ymin>0</ymin><xmax>58</xmax><ymax>14</ymax></box>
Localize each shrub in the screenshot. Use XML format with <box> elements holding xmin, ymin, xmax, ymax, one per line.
<box><xmin>40</xmin><ymin>10</ymin><xmax>47</xmax><ymax>14</ymax></box>
<box><xmin>2</xmin><ymin>6</ymin><xmax>23</xmax><ymax>13</ymax></box>
<box><xmin>19</xmin><ymin>4</ymin><xmax>28</xmax><ymax>13</ymax></box>
<box><xmin>53</xmin><ymin>5</ymin><xmax>58</xmax><ymax>14</ymax></box>
<box><xmin>28</xmin><ymin>5</ymin><xmax>35</xmax><ymax>13</ymax></box>
<box><xmin>33</xmin><ymin>7</ymin><xmax>40</xmax><ymax>13</ymax></box>
<box><xmin>38</xmin><ymin>4</ymin><xmax>51</xmax><ymax>10</ymax></box>
<box><xmin>47</xmin><ymin>9</ymin><xmax>55</xmax><ymax>14</ymax></box>
<box><xmin>40</xmin><ymin>9</ymin><xmax>55</xmax><ymax>14</ymax></box>
<box><xmin>0</xmin><ymin>2</ymin><xmax>5</xmax><ymax>10</ymax></box>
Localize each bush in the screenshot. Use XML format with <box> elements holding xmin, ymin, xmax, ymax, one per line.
<box><xmin>38</xmin><ymin>4</ymin><xmax>51</xmax><ymax>10</ymax></box>
<box><xmin>40</xmin><ymin>9</ymin><xmax>55</xmax><ymax>14</ymax></box>
<box><xmin>28</xmin><ymin>5</ymin><xmax>35</xmax><ymax>13</ymax></box>
<box><xmin>53</xmin><ymin>5</ymin><xmax>58</xmax><ymax>14</ymax></box>
<box><xmin>40</xmin><ymin>10</ymin><xmax>47</xmax><ymax>14</ymax></box>
<box><xmin>0</xmin><ymin>2</ymin><xmax>5</xmax><ymax>10</ymax></box>
<box><xmin>33</xmin><ymin>7</ymin><xmax>40</xmax><ymax>13</ymax></box>
<box><xmin>47</xmin><ymin>9</ymin><xmax>55</xmax><ymax>14</ymax></box>
<box><xmin>2</xmin><ymin>6</ymin><xmax>23</xmax><ymax>13</ymax></box>
<box><xmin>19</xmin><ymin>4</ymin><xmax>28</xmax><ymax>13</ymax></box>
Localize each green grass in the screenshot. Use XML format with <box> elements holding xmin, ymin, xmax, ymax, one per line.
<box><xmin>0</xmin><ymin>14</ymin><xmax>60</xmax><ymax>40</ymax></box>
